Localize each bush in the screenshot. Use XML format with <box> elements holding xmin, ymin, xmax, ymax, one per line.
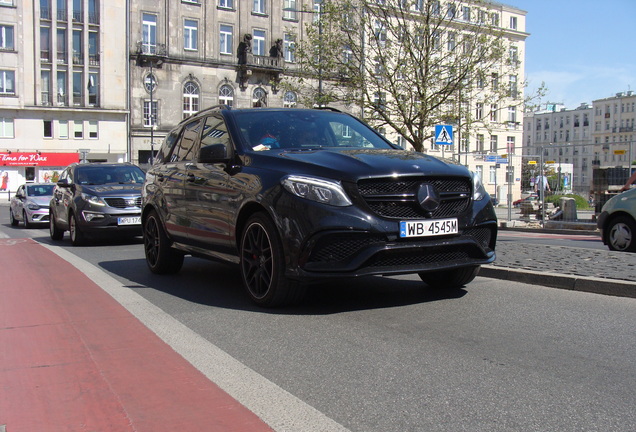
<box><xmin>544</xmin><ymin>193</ymin><xmax>591</xmax><ymax>210</ymax></box>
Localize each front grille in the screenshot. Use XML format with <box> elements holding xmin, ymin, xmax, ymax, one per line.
<box><xmin>463</xmin><ymin>227</ymin><xmax>494</xmax><ymax>251</ymax></box>
<box><xmin>310</xmin><ymin>234</ymin><xmax>385</xmax><ymax>263</ymax></box>
<box><xmin>372</xmin><ymin>249</ymin><xmax>472</xmax><ymax>267</ymax></box>
<box><xmin>104</xmin><ymin>196</ymin><xmax>142</xmax><ymax>209</ymax></box>
<box><xmin>357</xmin><ymin>177</ymin><xmax>471</xmax><ymax>220</ymax></box>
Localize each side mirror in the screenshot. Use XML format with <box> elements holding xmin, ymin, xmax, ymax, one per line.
<box><xmin>56</xmin><ymin>178</ymin><xmax>70</xmax><ymax>188</ymax></box>
<box><xmin>199</xmin><ymin>144</ymin><xmax>229</xmax><ymax>163</ymax></box>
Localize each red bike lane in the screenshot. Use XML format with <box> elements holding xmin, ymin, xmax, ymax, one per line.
<box><xmin>0</xmin><ymin>238</ymin><xmax>273</xmax><ymax>432</ymax></box>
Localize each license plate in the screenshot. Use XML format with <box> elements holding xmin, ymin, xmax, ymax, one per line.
<box><xmin>399</xmin><ymin>218</ymin><xmax>458</xmax><ymax>238</ymax></box>
<box><xmin>118</xmin><ymin>216</ymin><xmax>141</xmax><ymax>225</ymax></box>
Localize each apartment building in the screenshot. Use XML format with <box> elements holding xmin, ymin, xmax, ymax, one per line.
<box><xmin>0</xmin><ymin>0</ymin><xmax>128</xmax><ymax>192</ymax></box>
<box><xmin>592</xmin><ymin>91</ymin><xmax>636</xmax><ymax>169</ymax></box>
<box><xmin>523</xmin><ymin>103</ymin><xmax>594</xmax><ymax>195</ymax></box>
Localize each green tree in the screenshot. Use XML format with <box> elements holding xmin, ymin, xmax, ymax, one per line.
<box><xmin>286</xmin><ymin>0</ymin><xmax>545</xmax><ymax>152</ymax></box>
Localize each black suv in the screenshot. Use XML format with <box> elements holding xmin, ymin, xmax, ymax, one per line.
<box><xmin>142</xmin><ymin>107</ymin><xmax>497</xmax><ymax>306</ymax></box>
<box><xmin>49</xmin><ymin>162</ymin><xmax>146</xmax><ymax>245</ymax></box>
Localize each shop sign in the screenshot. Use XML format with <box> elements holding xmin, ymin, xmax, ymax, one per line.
<box><xmin>0</xmin><ymin>152</ymin><xmax>79</xmax><ymax>167</ymax></box>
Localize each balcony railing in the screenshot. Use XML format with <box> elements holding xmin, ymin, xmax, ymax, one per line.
<box><xmin>136</xmin><ymin>42</ymin><xmax>167</xmax><ymax>56</ymax></box>
<box><xmin>89</xmin><ymin>54</ymin><xmax>100</xmax><ymax>66</ymax></box>
<box><xmin>57</xmin><ymin>94</ymin><xmax>68</xmax><ymax>106</ymax></box>
<box><xmin>57</xmin><ymin>9</ymin><xmax>67</xmax><ymax>21</ymax></box>
<box><xmin>40</xmin><ymin>50</ymin><xmax>51</xmax><ymax>62</ymax></box>
<box><xmin>72</xmin><ymin>11</ymin><xmax>83</xmax><ymax>22</ymax></box>
<box><xmin>40</xmin><ymin>8</ymin><xmax>51</xmax><ymax>20</ymax></box>
<box><xmin>57</xmin><ymin>51</ymin><xmax>67</xmax><ymax>64</ymax></box>
<box><xmin>41</xmin><ymin>92</ymin><xmax>51</xmax><ymax>106</ymax></box>
<box><xmin>73</xmin><ymin>53</ymin><xmax>84</xmax><ymax>65</ymax></box>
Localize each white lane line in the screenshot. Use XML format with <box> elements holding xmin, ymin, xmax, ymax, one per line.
<box><xmin>41</xmin><ymin>243</ymin><xmax>351</xmax><ymax>432</ymax></box>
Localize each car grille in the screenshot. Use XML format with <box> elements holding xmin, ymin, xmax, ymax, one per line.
<box><xmin>104</xmin><ymin>196</ymin><xmax>142</xmax><ymax>209</ymax></box>
<box><xmin>357</xmin><ymin>177</ymin><xmax>471</xmax><ymax>219</ymax></box>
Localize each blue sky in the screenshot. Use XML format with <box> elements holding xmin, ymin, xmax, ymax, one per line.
<box><xmin>508</xmin><ymin>0</ymin><xmax>636</xmax><ymax>109</ymax></box>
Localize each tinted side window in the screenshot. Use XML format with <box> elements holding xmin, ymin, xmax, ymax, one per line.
<box><xmin>170</xmin><ymin>118</ymin><xmax>203</xmax><ymax>162</ymax></box>
<box><xmin>156</xmin><ymin>129</ymin><xmax>181</xmax><ymax>163</ymax></box>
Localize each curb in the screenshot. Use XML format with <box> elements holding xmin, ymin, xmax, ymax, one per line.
<box><xmin>480</xmin><ymin>265</ymin><xmax>636</xmax><ymax>299</ymax></box>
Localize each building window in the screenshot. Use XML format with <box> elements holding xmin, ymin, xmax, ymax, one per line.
<box><xmin>476</xmin><ymin>134</ymin><xmax>484</xmax><ymax>152</ymax></box>
<box><xmin>253</xmin><ymin>87</ymin><xmax>267</xmax><ymax>107</ymax></box>
<box><xmin>220</xmin><ymin>25</ymin><xmax>233</xmax><ymax>55</ymax></box>
<box><xmin>59</xmin><ymin>120</ymin><xmax>69</xmax><ymax>139</ymax></box>
<box><xmin>144</xmin><ymin>100</ymin><xmax>158</xmax><ymax>127</ymax></box>
<box><xmin>72</xmin><ymin>30</ymin><xmax>82</xmax><ymax>64</ymax></box>
<box><xmin>43</xmin><ymin>120</ymin><xmax>53</xmax><ymax>138</ymax></box>
<box><xmin>89</xmin><ymin>31</ymin><xmax>98</xmax><ymax>64</ymax></box>
<box><xmin>41</xmin><ymin>70</ymin><xmax>51</xmax><ymax>105</ymax></box>
<box><xmin>219</xmin><ymin>0</ymin><xmax>233</xmax><ymax>9</ymax></box>
<box><xmin>506</xmin><ymin>136</ymin><xmax>515</xmax><ymax>153</ymax></box>
<box><xmin>183</xmin><ymin>81</ymin><xmax>199</xmax><ymax>118</ymax></box>
<box><xmin>0</xmin><ymin>70</ymin><xmax>15</xmax><ymax>95</ymax></box>
<box><xmin>489</xmin><ymin>166</ymin><xmax>496</xmax><ymax>183</ymax></box>
<box><xmin>508</xmin><ymin>106</ymin><xmax>516</xmax><ymax>123</ymax></box>
<box><xmin>462</xmin><ymin>6</ymin><xmax>470</xmax><ymax>21</ymax></box>
<box><xmin>72</xmin><ymin>0</ymin><xmax>82</xmax><ymax>21</ymax></box>
<box><xmin>57</xmin><ymin>71</ymin><xmax>67</xmax><ymax>105</ymax></box>
<box><xmin>253</xmin><ymin>30</ymin><xmax>265</xmax><ymax>56</ymax></box>
<box><xmin>57</xmin><ymin>28</ymin><xmax>67</xmax><ymax>63</ymax></box>
<box><xmin>219</xmin><ymin>84</ymin><xmax>234</xmax><ymax>107</ymax></box>
<box><xmin>88</xmin><ymin>73</ymin><xmax>98</xmax><ymax>105</ymax></box>
<box><xmin>72</xmin><ymin>72</ymin><xmax>82</xmax><ymax>105</ymax></box>
<box><xmin>283</xmin><ymin>91</ymin><xmax>297</xmax><ymax>107</ymax></box>
<box><xmin>142</xmin><ymin>13</ymin><xmax>157</xmax><ymax>54</ymax></box>
<box><xmin>510</xmin><ymin>16</ymin><xmax>517</xmax><ymax>30</ymax></box>
<box><xmin>253</xmin><ymin>0</ymin><xmax>265</xmax><ymax>14</ymax></box>
<box><xmin>88</xmin><ymin>0</ymin><xmax>98</xmax><ymax>24</ymax></box>
<box><xmin>508</xmin><ymin>75</ymin><xmax>517</xmax><ymax>98</ymax></box>
<box><xmin>74</xmin><ymin>121</ymin><xmax>83</xmax><ymax>138</ymax></box>
<box><xmin>490</xmin><ymin>104</ymin><xmax>498</xmax><ymax>122</ymax></box>
<box><xmin>88</xmin><ymin>121</ymin><xmax>98</xmax><ymax>138</ymax></box>
<box><xmin>0</xmin><ymin>25</ymin><xmax>14</xmax><ymax>50</ymax></box>
<box><xmin>475</xmin><ymin>102</ymin><xmax>483</xmax><ymax>119</ymax></box>
<box><xmin>509</xmin><ymin>46</ymin><xmax>518</xmax><ymax>63</ymax></box>
<box><xmin>475</xmin><ymin>165</ymin><xmax>483</xmax><ymax>181</ymax></box>
<box><xmin>284</xmin><ymin>33</ymin><xmax>295</xmax><ymax>62</ymax></box>
<box><xmin>40</xmin><ymin>26</ymin><xmax>51</xmax><ymax>61</ymax></box>
<box><xmin>184</xmin><ymin>19</ymin><xmax>198</xmax><ymax>51</ymax></box>
<box><xmin>490</xmin><ymin>135</ymin><xmax>498</xmax><ymax>152</ymax></box>
<box><xmin>0</xmin><ymin>117</ymin><xmax>14</xmax><ymax>138</ymax></box>
<box><xmin>144</xmin><ymin>73</ymin><xmax>157</xmax><ymax>93</ymax></box>
<box><xmin>283</xmin><ymin>0</ymin><xmax>297</xmax><ymax>20</ymax></box>
<box><xmin>446</xmin><ymin>32</ymin><xmax>456</xmax><ymax>51</ymax></box>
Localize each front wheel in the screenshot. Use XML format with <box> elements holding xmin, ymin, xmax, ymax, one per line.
<box><xmin>49</xmin><ymin>210</ymin><xmax>64</xmax><ymax>240</ymax></box>
<box><xmin>606</xmin><ymin>216</ymin><xmax>636</xmax><ymax>252</ymax></box>
<box><xmin>240</xmin><ymin>212</ymin><xmax>304</xmax><ymax>307</ymax></box>
<box><xmin>419</xmin><ymin>266</ymin><xmax>480</xmax><ymax>289</ymax></box>
<box><xmin>69</xmin><ymin>212</ymin><xmax>86</xmax><ymax>246</ymax></box>
<box><xmin>143</xmin><ymin>210</ymin><xmax>184</xmax><ymax>274</ymax></box>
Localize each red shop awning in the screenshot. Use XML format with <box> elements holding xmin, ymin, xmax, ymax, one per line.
<box><xmin>0</xmin><ymin>152</ymin><xmax>80</xmax><ymax>167</ymax></box>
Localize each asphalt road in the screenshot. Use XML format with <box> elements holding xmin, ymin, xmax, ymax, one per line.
<box><xmin>1</xmin><ymin>215</ymin><xmax>635</xmax><ymax>432</ymax></box>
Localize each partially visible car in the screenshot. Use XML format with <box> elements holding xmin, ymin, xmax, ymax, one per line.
<box><xmin>597</xmin><ymin>188</ymin><xmax>636</xmax><ymax>252</ymax></box>
<box><xmin>49</xmin><ymin>162</ymin><xmax>145</xmax><ymax>245</ymax></box>
<box><xmin>513</xmin><ymin>194</ymin><xmax>538</xmax><ymax>208</ymax></box>
<box><xmin>9</xmin><ymin>183</ymin><xmax>56</xmax><ymax>228</ymax></box>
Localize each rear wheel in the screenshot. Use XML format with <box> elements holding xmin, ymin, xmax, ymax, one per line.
<box><xmin>49</xmin><ymin>210</ymin><xmax>64</xmax><ymax>240</ymax></box>
<box><xmin>143</xmin><ymin>210</ymin><xmax>184</xmax><ymax>274</ymax></box>
<box><xmin>9</xmin><ymin>208</ymin><xmax>18</xmax><ymax>226</ymax></box>
<box><xmin>69</xmin><ymin>212</ymin><xmax>86</xmax><ymax>246</ymax></box>
<box><xmin>240</xmin><ymin>212</ymin><xmax>304</xmax><ymax>307</ymax></box>
<box><xmin>606</xmin><ymin>216</ymin><xmax>636</xmax><ymax>252</ymax></box>
<box><xmin>419</xmin><ymin>266</ymin><xmax>480</xmax><ymax>289</ymax></box>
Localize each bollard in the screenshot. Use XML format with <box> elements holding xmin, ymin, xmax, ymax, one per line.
<box><xmin>560</xmin><ymin>197</ymin><xmax>577</xmax><ymax>221</ymax></box>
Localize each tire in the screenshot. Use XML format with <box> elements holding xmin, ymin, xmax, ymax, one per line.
<box><xmin>143</xmin><ymin>210</ymin><xmax>184</xmax><ymax>274</ymax></box>
<box><xmin>606</xmin><ymin>215</ymin><xmax>636</xmax><ymax>252</ymax></box>
<box><xmin>69</xmin><ymin>212</ymin><xmax>86</xmax><ymax>246</ymax></box>
<box><xmin>49</xmin><ymin>209</ymin><xmax>64</xmax><ymax>240</ymax></box>
<box><xmin>23</xmin><ymin>210</ymin><xmax>33</xmax><ymax>228</ymax></box>
<box><xmin>9</xmin><ymin>208</ymin><xmax>19</xmax><ymax>226</ymax></box>
<box><xmin>240</xmin><ymin>212</ymin><xmax>304</xmax><ymax>307</ymax></box>
<box><xmin>419</xmin><ymin>266</ymin><xmax>480</xmax><ymax>289</ymax></box>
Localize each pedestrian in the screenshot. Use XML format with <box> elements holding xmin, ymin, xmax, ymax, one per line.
<box><xmin>0</xmin><ymin>171</ymin><xmax>8</xmax><ymax>191</ymax></box>
<box><xmin>535</xmin><ymin>174</ymin><xmax>550</xmax><ymax>195</ymax></box>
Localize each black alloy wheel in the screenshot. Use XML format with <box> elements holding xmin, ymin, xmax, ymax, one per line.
<box><xmin>143</xmin><ymin>210</ymin><xmax>184</xmax><ymax>274</ymax></box>
<box><xmin>240</xmin><ymin>212</ymin><xmax>303</xmax><ymax>307</ymax></box>
<box><xmin>419</xmin><ymin>265</ymin><xmax>480</xmax><ymax>288</ymax></box>
<box><xmin>49</xmin><ymin>209</ymin><xmax>64</xmax><ymax>240</ymax></box>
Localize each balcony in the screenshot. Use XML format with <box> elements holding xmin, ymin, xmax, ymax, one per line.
<box><xmin>135</xmin><ymin>41</ymin><xmax>167</xmax><ymax>56</ymax></box>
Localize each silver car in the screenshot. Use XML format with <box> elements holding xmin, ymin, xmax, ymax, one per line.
<box><xmin>10</xmin><ymin>183</ymin><xmax>56</xmax><ymax>228</ymax></box>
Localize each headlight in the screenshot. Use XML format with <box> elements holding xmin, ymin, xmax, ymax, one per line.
<box><xmin>27</xmin><ymin>202</ymin><xmax>40</xmax><ymax>210</ymax></box>
<box><xmin>81</xmin><ymin>193</ymin><xmax>107</xmax><ymax>206</ymax></box>
<box><xmin>472</xmin><ymin>171</ymin><xmax>487</xmax><ymax>201</ymax></box>
<box><xmin>281</xmin><ymin>175</ymin><xmax>352</xmax><ymax>207</ymax></box>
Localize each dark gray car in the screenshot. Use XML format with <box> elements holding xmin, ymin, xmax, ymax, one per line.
<box><xmin>49</xmin><ymin>162</ymin><xmax>145</xmax><ymax>245</ymax></box>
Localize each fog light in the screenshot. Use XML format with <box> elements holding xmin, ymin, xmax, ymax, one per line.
<box><xmin>83</xmin><ymin>211</ymin><xmax>105</xmax><ymax>222</ymax></box>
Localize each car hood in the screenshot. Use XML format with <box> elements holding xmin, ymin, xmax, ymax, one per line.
<box><xmin>29</xmin><ymin>196</ymin><xmax>53</xmax><ymax>206</ymax></box>
<box><xmin>252</xmin><ymin>148</ymin><xmax>471</xmax><ymax>181</ymax></box>
<box><xmin>603</xmin><ymin>188</ymin><xmax>636</xmax><ymax>213</ymax></box>
<box><xmin>80</xmin><ymin>184</ymin><xmax>143</xmax><ymax>196</ymax></box>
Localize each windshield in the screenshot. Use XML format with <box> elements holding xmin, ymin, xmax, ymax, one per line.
<box><xmin>26</xmin><ymin>184</ymin><xmax>55</xmax><ymax>196</ymax></box>
<box><xmin>75</xmin><ymin>165</ymin><xmax>146</xmax><ymax>185</ymax></box>
<box><xmin>233</xmin><ymin>110</ymin><xmax>395</xmax><ymax>151</ymax></box>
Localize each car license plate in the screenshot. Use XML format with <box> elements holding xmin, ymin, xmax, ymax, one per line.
<box><xmin>118</xmin><ymin>216</ymin><xmax>141</xmax><ymax>225</ymax></box>
<box><xmin>400</xmin><ymin>218</ymin><xmax>458</xmax><ymax>238</ymax></box>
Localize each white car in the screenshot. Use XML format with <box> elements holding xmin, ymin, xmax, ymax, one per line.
<box><xmin>10</xmin><ymin>183</ymin><xmax>56</xmax><ymax>228</ymax></box>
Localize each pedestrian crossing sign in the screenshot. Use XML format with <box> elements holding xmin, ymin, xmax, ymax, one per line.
<box><xmin>435</xmin><ymin>125</ymin><xmax>453</xmax><ymax>145</ymax></box>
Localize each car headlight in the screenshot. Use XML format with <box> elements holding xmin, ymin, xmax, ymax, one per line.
<box><xmin>81</xmin><ymin>193</ymin><xmax>107</xmax><ymax>206</ymax></box>
<box><xmin>27</xmin><ymin>202</ymin><xmax>40</xmax><ymax>210</ymax></box>
<box><xmin>472</xmin><ymin>171</ymin><xmax>487</xmax><ymax>201</ymax></box>
<box><xmin>282</xmin><ymin>175</ymin><xmax>352</xmax><ymax>207</ymax></box>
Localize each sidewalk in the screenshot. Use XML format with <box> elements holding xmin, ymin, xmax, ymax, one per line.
<box><xmin>0</xmin><ymin>238</ymin><xmax>273</xmax><ymax>432</ymax></box>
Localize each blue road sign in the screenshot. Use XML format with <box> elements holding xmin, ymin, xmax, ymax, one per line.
<box><xmin>435</xmin><ymin>125</ymin><xmax>453</xmax><ymax>145</ymax></box>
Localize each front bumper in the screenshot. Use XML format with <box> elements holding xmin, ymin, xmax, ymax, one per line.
<box><xmin>77</xmin><ymin>209</ymin><xmax>142</xmax><ymax>236</ymax></box>
<box><xmin>26</xmin><ymin>208</ymin><xmax>50</xmax><ymax>224</ymax></box>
